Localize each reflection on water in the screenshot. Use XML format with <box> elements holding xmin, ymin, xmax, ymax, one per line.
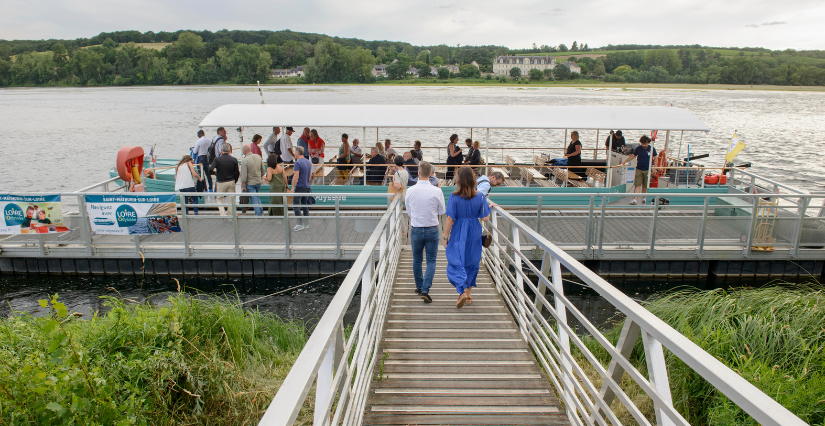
<box><xmin>1</xmin><ymin>86</ymin><xmax>823</xmax><ymax>193</ymax></box>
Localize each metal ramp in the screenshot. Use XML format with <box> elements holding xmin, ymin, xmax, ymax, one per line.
<box><xmin>363</xmin><ymin>250</ymin><xmax>569</xmax><ymax>425</ymax></box>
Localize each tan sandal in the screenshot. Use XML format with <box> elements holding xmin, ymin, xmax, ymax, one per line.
<box><xmin>466</xmin><ymin>295</ymin><xmax>473</xmax><ymax>305</ymax></box>
<box><xmin>456</xmin><ymin>293</ymin><xmax>468</xmax><ymax>308</ymax></box>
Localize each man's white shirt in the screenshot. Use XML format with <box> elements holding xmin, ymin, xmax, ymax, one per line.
<box><xmin>280</xmin><ymin>133</ymin><xmax>294</xmax><ymax>162</ymax></box>
<box><xmin>194</xmin><ymin>136</ymin><xmax>211</xmax><ymax>157</ymax></box>
<box><xmin>405</xmin><ymin>180</ymin><xmax>445</xmax><ymax>227</ymax></box>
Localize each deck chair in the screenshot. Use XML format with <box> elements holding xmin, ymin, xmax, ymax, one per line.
<box><xmin>519</xmin><ymin>166</ymin><xmax>535</xmax><ymax>187</ymax></box>
<box><xmin>536</xmin><ymin>179</ymin><xmax>559</xmax><ymax>188</ymax></box>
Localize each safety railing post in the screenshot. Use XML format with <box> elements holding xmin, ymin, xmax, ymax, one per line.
<box><xmin>550</xmin><ymin>256</ymin><xmax>577</xmax><ymax>421</ymax></box>
<box><xmin>38</xmin><ymin>234</ymin><xmax>46</xmax><ymax>256</ymax></box>
<box><xmin>696</xmin><ymin>196</ymin><xmax>709</xmax><ymax>257</ymax></box>
<box><xmin>231</xmin><ymin>197</ymin><xmax>240</xmax><ymax>257</ymax></box>
<box><xmin>314</xmin><ymin>334</ymin><xmax>336</xmax><ymax>426</ymax></box>
<box><xmin>744</xmin><ymin>197</ymin><xmax>759</xmax><ymax>257</ymax></box>
<box><xmin>284</xmin><ymin>196</ymin><xmax>292</xmax><ymax>257</ymax></box>
<box><xmin>133</xmin><ymin>235</ymin><xmax>141</xmax><ymax>257</ymax></box>
<box><xmin>335</xmin><ymin>198</ymin><xmax>341</xmax><ymax>258</ymax></box>
<box><xmin>534</xmin><ymin>196</ymin><xmax>542</xmax><ymax>258</ymax></box>
<box><xmin>585</xmin><ymin>196</ymin><xmax>595</xmax><ymax>258</ymax></box>
<box><xmin>642</xmin><ymin>331</ymin><xmax>677</xmax><ymax>426</ymax></box>
<box><xmin>180</xmin><ymin>196</ymin><xmax>191</xmax><ymax>257</ymax></box>
<box><xmin>511</xmin><ymin>225</ymin><xmax>527</xmax><ymax>340</ymax></box>
<box><xmin>792</xmin><ymin>197</ymin><xmax>809</xmax><ymax>257</ymax></box>
<box><xmin>490</xmin><ymin>210</ymin><xmax>502</xmax><ymax>287</ymax></box>
<box><xmin>597</xmin><ymin>195</ymin><xmax>606</xmax><ymax>258</ymax></box>
<box><xmin>78</xmin><ymin>197</ymin><xmax>93</xmax><ymax>256</ymax></box>
<box><xmin>647</xmin><ymin>197</ymin><xmax>660</xmax><ymax>257</ymax></box>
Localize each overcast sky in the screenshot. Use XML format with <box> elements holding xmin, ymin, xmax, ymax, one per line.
<box><xmin>2</xmin><ymin>0</ymin><xmax>824</xmax><ymax>50</ymax></box>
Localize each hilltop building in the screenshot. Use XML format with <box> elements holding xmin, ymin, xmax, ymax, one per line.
<box><xmin>372</xmin><ymin>65</ymin><xmax>387</xmax><ymax>77</ymax></box>
<box><xmin>494</xmin><ymin>55</ymin><xmax>556</xmax><ymax>76</ymax></box>
<box><xmin>562</xmin><ymin>61</ymin><xmax>582</xmax><ymax>74</ymax></box>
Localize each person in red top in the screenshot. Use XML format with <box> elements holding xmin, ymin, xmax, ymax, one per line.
<box><xmin>250</xmin><ymin>134</ymin><xmax>263</xmax><ymax>157</ymax></box>
<box><xmin>308</xmin><ymin>129</ymin><xmax>325</xmax><ymax>163</ymax></box>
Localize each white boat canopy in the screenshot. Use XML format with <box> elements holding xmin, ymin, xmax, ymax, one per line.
<box><xmin>199</xmin><ymin>104</ymin><xmax>710</xmax><ymax>132</ymax></box>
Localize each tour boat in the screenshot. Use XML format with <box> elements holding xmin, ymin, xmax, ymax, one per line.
<box><xmin>109</xmin><ymin>104</ymin><xmax>752</xmax><ymax>207</ymax></box>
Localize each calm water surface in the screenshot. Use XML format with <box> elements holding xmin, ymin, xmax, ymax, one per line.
<box><xmin>1</xmin><ymin>85</ymin><xmax>824</xmax><ymax>192</ymax></box>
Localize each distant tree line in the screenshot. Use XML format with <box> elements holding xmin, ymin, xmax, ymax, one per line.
<box><xmin>0</xmin><ymin>29</ymin><xmax>824</xmax><ymax>87</ymax></box>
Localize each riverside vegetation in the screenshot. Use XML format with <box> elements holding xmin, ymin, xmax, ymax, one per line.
<box><xmin>1</xmin><ymin>29</ymin><xmax>825</xmax><ymax>87</ymax></box>
<box><xmin>581</xmin><ymin>283</ymin><xmax>825</xmax><ymax>425</ymax></box>
<box><xmin>0</xmin><ymin>292</ymin><xmax>310</xmax><ymax>425</ymax></box>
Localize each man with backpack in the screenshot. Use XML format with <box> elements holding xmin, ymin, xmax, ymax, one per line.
<box><xmin>262</xmin><ymin>127</ymin><xmax>281</xmax><ymax>158</ymax></box>
<box><xmin>208</xmin><ymin>127</ymin><xmax>228</xmax><ymax>166</ymax></box>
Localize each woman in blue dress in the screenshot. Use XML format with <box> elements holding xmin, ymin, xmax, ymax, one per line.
<box><xmin>443</xmin><ymin>167</ymin><xmax>492</xmax><ymax>308</ymax></box>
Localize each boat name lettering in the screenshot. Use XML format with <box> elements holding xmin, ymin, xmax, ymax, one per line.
<box><xmin>0</xmin><ymin>195</ymin><xmax>51</xmax><ymax>202</ymax></box>
<box><xmin>315</xmin><ymin>195</ymin><xmax>347</xmax><ymax>202</ymax></box>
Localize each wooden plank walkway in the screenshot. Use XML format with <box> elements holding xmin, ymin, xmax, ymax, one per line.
<box><xmin>364</xmin><ymin>250</ymin><xmax>569</xmax><ymax>426</ymax></box>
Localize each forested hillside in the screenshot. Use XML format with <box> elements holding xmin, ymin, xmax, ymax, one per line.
<box><xmin>1</xmin><ymin>29</ymin><xmax>823</xmax><ymax>87</ymax></box>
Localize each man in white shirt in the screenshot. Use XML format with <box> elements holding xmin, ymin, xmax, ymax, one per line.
<box><xmin>350</xmin><ymin>139</ymin><xmax>363</xmax><ymax>164</ymax></box>
<box><xmin>193</xmin><ymin>130</ymin><xmax>212</xmax><ymax>191</ymax></box>
<box><xmin>404</xmin><ymin>161</ymin><xmax>445</xmax><ymax>302</ymax></box>
<box><xmin>384</xmin><ymin>139</ymin><xmax>399</xmax><ymax>159</ymax></box>
<box><xmin>262</xmin><ymin>127</ymin><xmax>281</xmax><ymax>157</ymax></box>
<box><xmin>279</xmin><ymin>127</ymin><xmax>296</xmax><ymax>163</ymax></box>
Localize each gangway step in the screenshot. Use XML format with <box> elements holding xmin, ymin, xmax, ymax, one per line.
<box><xmin>364</xmin><ymin>249</ymin><xmax>570</xmax><ymax>425</ymax></box>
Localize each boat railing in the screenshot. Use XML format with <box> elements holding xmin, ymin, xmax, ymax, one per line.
<box><xmin>481</xmin><ymin>204</ymin><xmax>808</xmax><ymax>426</ymax></box>
<box><xmin>257</xmin><ymin>195</ymin><xmax>402</xmax><ymax>426</ymax></box>
<box><xmin>0</xmin><ymin>191</ymin><xmax>399</xmax><ymax>259</ymax></box>
<box><xmin>728</xmin><ymin>167</ymin><xmax>808</xmax><ymax>195</ymax></box>
<box><xmin>482</xmin><ymin>191</ymin><xmax>825</xmax><ymax>258</ymax></box>
<box><xmin>72</xmin><ymin>177</ymin><xmax>126</xmax><ymax>194</ymax></box>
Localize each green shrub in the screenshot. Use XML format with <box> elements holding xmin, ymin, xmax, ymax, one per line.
<box><xmin>0</xmin><ymin>293</ymin><xmax>309</xmax><ymax>425</ymax></box>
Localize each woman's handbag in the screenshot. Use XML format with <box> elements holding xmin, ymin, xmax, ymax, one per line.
<box><xmin>480</xmin><ymin>193</ymin><xmax>492</xmax><ymax>248</ymax></box>
<box><xmin>240</xmin><ymin>186</ymin><xmax>249</xmax><ymax>214</ymax></box>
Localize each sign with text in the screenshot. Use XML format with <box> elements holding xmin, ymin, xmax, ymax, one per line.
<box><xmin>85</xmin><ymin>194</ymin><xmax>180</xmax><ymax>235</ymax></box>
<box><xmin>0</xmin><ymin>194</ymin><xmax>68</xmax><ymax>235</ymax></box>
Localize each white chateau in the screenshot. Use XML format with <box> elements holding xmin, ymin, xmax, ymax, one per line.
<box><xmin>493</xmin><ymin>55</ymin><xmax>556</xmax><ymax>76</ymax></box>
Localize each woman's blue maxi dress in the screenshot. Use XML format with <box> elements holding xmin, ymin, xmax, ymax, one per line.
<box><xmin>445</xmin><ymin>192</ymin><xmax>492</xmax><ymax>295</ymax></box>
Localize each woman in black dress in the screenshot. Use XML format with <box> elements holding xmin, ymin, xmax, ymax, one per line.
<box><xmin>564</xmin><ymin>131</ymin><xmax>583</xmax><ymax>176</ymax></box>
<box><xmin>445</xmin><ymin>134</ymin><xmax>463</xmax><ymax>181</ymax></box>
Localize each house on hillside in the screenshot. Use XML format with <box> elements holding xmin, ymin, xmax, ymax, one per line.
<box><xmin>407</xmin><ymin>67</ymin><xmax>419</xmax><ymax>76</ymax></box>
<box><xmin>372</xmin><ymin>65</ymin><xmax>387</xmax><ymax>77</ymax></box>
<box><xmin>561</xmin><ymin>61</ymin><xmax>581</xmax><ymax>73</ymax></box>
<box><xmin>493</xmin><ymin>55</ymin><xmax>556</xmax><ymax>76</ymax></box>
<box><xmin>272</xmin><ymin>66</ymin><xmax>304</xmax><ymax>78</ymax></box>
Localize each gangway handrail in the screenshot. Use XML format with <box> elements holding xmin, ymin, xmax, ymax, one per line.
<box><xmin>482</xmin><ymin>205</ymin><xmax>808</xmax><ymax>426</ymax></box>
<box><xmin>258</xmin><ymin>195</ymin><xmax>402</xmax><ymax>426</ymax></box>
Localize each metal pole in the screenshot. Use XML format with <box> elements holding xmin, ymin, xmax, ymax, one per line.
<box><xmin>551</xmin><ymin>256</ymin><xmax>577</xmax><ymax>421</ymax></box>
<box><xmin>335</xmin><ymin>198</ymin><xmax>341</xmax><ymax>258</ymax></box>
<box><xmin>676</xmin><ymin>131</ymin><xmax>684</xmax><ymax>163</ymax></box>
<box><xmin>594</xmin><ymin>129</ymin><xmax>599</xmax><ymax>159</ymax></box>
<box><xmin>231</xmin><ymin>197</ymin><xmax>240</xmax><ymax>257</ymax></box>
<box><xmin>485</xmin><ymin>128</ymin><xmax>490</xmax><ymax>176</ymax></box>
<box><xmin>792</xmin><ymin>197</ymin><xmax>809</xmax><ymax>257</ymax></box>
<box><xmin>598</xmin><ymin>195</ymin><xmax>607</xmax><ymax>257</ymax></box>
<box><xmin>79</xmin><ymin>197</ymin><xmax>93</xmax><ymax>256</ymax></box>
<box><xmin>696</xmin><ymin>196</ymin><xmax>710</xmax><ymax>257</ymax></box>
<box><xmin>133</xmin><ymin>235</ymin><xmax>141</xmax><ymax>257</ymax></box>
<box><xmin>744</xmin><ymin>197</ymin><xmax>759</xmax><ymax>257</ymax></box>
<box><xmin>284</xmin><ymin>194</ymin><xmax>291</xmax><ymax>256</ymax></box>
<box><xmin>38</xmin><ymin>234</ymin><xmax>46</xmax><ymax>256</ymax></box>
<box><xmin>606</xmin><ymin>134</ymin><xmax>614</xmax><ymax>188</ymax></box>
<box><xmin>586</xmin><ymin>196</ymin><xmax>595</xmax><ymax>257</ymax></box>
<box><xmin>648</xmin><ymin>197</ymin><xmax>660</xmax><ymax>257</ymax></box>
<box><xmin>363</xmin><ymin>127</ymin><xmax>367</xmax><ymax>187</ymax></box>
<box><xmin>180</xmin><ymin>196</ymin><xmax>190</xmax><ymax>257</ymax></box>
<box><xmin>646</xmin><ymin>137</ymin><xmax>655</xmax><ymax>192</ymax></box>
<box><xmin>314</xmin><ymin>337</ymin><xmax>335</xmax><ymax>426</ymax></box>
<box><xmin>536</xmin><ymin>196</ymin><xmax>542</xmax><ymax>236</ymax></box>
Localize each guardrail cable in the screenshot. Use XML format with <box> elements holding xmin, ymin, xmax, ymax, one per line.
<box><xmin>240</xmin><ymin>268</ymin><xmax>351</xmax><ymax>306</ymax></box>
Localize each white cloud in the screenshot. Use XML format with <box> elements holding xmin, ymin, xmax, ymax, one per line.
<box><xmin>1</xmin><ymin>0</ymin><xmax>824</xmax><ymax>50</ymax></box>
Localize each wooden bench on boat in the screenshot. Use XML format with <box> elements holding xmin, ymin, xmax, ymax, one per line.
<box><xmin>585</xmin><ymin>167</ymin><xmax>607</xmax><ymax>187</ymax></box>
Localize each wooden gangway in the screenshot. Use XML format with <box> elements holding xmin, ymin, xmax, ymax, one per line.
<box><xmin>364</xmin><ymin>250</ymin><xmax>569</xmax><ymax>425</ymax></box>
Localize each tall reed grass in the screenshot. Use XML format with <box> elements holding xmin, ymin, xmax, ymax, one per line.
<box><xmin>0</xmin><ymin>293</ymin><xmax>310</xmax><ymax>425</ymax></box>
<box><xmin>583</xmin><ymin>283</ymin><xmax>825</xmax><ymax>425</ymax></box>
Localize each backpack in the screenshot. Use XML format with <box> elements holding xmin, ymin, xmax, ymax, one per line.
<box><xmin>208</xmin><ymin>136</ymin><xmax>224</xmax><ymax>164</ymax></box>
<box><xmin>273</xmin><ymin>135</ymin><xmax>283</xmax><ymax>157</ymax></box>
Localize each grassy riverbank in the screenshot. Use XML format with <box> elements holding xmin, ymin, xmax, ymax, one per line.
<box><xmin>0</xmin><ymin>293</ymin><xmax>310</xmax><ymax>425</ymax></box>
<box><xmin>582</xmin><ymin>283</ymin><xmax>825</xmax><ymax>425</ymax></box>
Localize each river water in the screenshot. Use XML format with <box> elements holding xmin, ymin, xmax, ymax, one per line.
<box><xmin>1</xmin><ymin>85</ymin><xmax>824</xmax><ymax>192</ymax></box>
<box><xmin>1</xmin><ymin>85</ymin><xmax>823</xmax><ymax>324</ymax></box>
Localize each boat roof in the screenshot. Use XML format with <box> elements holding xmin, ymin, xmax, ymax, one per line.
<box><xmin>199</xmin><ymin>104</ymin><xmax>710</xmax><ymax>132</ymax></box>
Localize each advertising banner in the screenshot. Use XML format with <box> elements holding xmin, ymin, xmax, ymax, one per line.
<box><xmin>1</xmin><ymin>194</ymin><xmax>68</xmax><ymax>235</ymax></box>
<box><xmin>85</xmin><ymin>194</ymin><xmax>180</xmax><ymax>235</ymax></box>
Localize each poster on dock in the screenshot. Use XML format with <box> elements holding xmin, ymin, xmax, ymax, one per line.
<box><xmin>0</xmin><ymin>194</ymin><xmax>68</xmax><ymax>235</ymax></box>
<box><xmin>85</xmin><ymin>194</ymin><xmax>180</xmax><ymax>235</ymax></box>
